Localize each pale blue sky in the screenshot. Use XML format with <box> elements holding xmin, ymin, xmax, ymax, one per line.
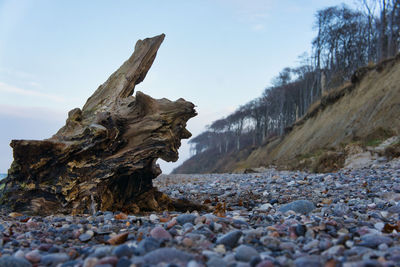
<box><xmin>0</xmin><ymin>0</ymin><xmax>354</xmax><ymax>173</ymax></box>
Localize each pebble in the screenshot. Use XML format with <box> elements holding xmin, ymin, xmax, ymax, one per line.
<box><xmin>216</xmin><ymin>230</ymin><xmax>242</xmax><ymax>248</ymax></box>
<box><xmin>0</xmin><ymin>256</ymin><xmax>32</xmax><ymax>267</ymax></box>
<box><xmin>235</xmin><ymin>245</ymin><xmax>259</xmax><ymax>262</ymax></box>
<box><xmin>142</xmin><ymin>247</ymin><xmax>194</xmax><ymax>265</ymax></box>
<box><xmin>359</xmin><ymin>234</ymin><xmax>393</xmax><ymax>248</ymax></box>
<box><xmin>40</xmin><ymin>253</ymin><xmax>69</xmax><ymax>266</ymax></box>
<box><xmin>0</xmin><ymin>159</ymin><xmax>399</xmax><ymax>266</ymax></box>
<box><xmin>279</xmin><ymin>199</ymin><xmax>316</xmax><ymax>214</ymax></box>
<box><xmin>176</xmin><ymin>214</ymin><xmax>197</xmax><ymax>225</ymax></box>
<box><xmin>150</xmin><ymin>226</ymin><xmax>172</xmax><ymax>240</ymax></box>
<box><xmin>24</xmin><ymin>250</ymin><xmax>41</xmax><ymax>263</ymax></box>
<box><xmin>207</xmin><ymin>257</ymin><xmax>228</xmax><ymax>267</ymax></box>
<box><xmin>113</xmin><ymin>244</ymin><xmax>133</xmax><ymax>258</ymax></box>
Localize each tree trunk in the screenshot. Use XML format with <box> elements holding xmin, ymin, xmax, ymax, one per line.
<box><xmin>0</xmin><ymin>34</ymin><xmax>199</xmax><ymax>215</ymax></box>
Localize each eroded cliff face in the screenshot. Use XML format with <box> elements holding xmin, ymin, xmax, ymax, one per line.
<box><xmin>0</xmin><ymin>34</ymin><xmax>197</xmax><ymax>215</ymax></box>
<box><xmin>174</xmin><ymin>54</ymin><xmax>400</xmax><ymax>174</ymax></box>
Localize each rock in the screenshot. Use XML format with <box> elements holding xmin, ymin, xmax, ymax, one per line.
<box><xmin>83</xmin><ymin>257</ymin><xmax>98</xmax><ymax>267</ymax></box>
<box><xmin>9</xmin><ymin>212</ymin><xmax>23</xmax><ymax>218</ymax></box>
<box><xmin>321</xmin><ymin>245</ymin><xmax>345</xmax><ymax>256</ymax></box>
<box><xmin>0</xmin><ymin>33</ymin><xmax>197</xmax><ymax>215</ymax></box>
<box><xmin>332</xmin><ymin>203</ymin><xmax>349</xmax><ymax>216</ymax></box>
<box><xmin>97</xmin><ymin>256</ymin><xmax>118</xmax><ymax>266</ymax></box>
<box><xmin>116</xmin><ymin>258</ymin><xmax>132</xmax><ymax>267</ymax></box>
<box><xmin>216</xmin><ymin>230</ymin><xmax>242</xmax><ymax>248</ymax></box>
<box><xmin>207</xmin><ymin>257</ymin><xmax>228</xmax><ymax>267</ymax></box>
<box><xmin>279</xmin><ymin>200</ymin><xmax>315</xmax><ymax>214</ymax></box>
<box><xmin>258</xmin><ymin>203</ymin><xmax>273</xmax><ymax>211</ymax></box>
<box><xmin>142</xmin><ymin>248</ymin><xmax>194</xmax><ymax>265</ymax></box>
<box><xmin>93</xmin><ymin>246</ymin><xmax>112</xmax><ymax>258</ymax></box>
<box><xmin>25</xmin><ymin>250</ymin><xmax>41</xmax><ymax>263</ymax></box>
<box><xmin>256</xmin><ymin>260</ymin><xmax>275</xmax><ymax>267</ymax></box>
<box><xmin>113</xmin><ymin>244</ymin><xmax>134</xmax><ymax>258</ymax></box>
<box><xmin>177</xmin><ymin>214</ymin><xmax>197</xmax><ymax>225</ymax></box>
<box><xmin>359</xmin><ymin>234</ymin><xmax>393</xmax><ymax>248</ymax></box>
<box><xmin>235</xmin><ymin>245</ymin><xmax>259</xmax><ymax>262</ymax></box>
<box><xmin>135</xmin><ymin>237</ymin><xmax>161</xmax><ymax>255</ymax></box>
<box><xmin>0</xmin><ymin>256</ymin><xmax>32</xmax><ymax>267</ymax></box>
<box><xmin>79</xmin><ymin>231</ymin><xmax>93</xmax><ymax>242</ymax></box>
<box><xmin>107</xmin><ymin>232</ymin><xmax>129</xmax><ymax>245</ymax></box>
<box><xmin>149</xmin><ymin>214</ymin><xmax>159</xmax><ymax>223</ymax></box>
<box><xmin>41</xmin><ymin>253</ymin><xmax>69</xmax><ymax>266</ymax></box>
<box><xmin>295</xmin><ymin>224</ymin><xmax>307</xmax><ymax>236</ymax></box>
<box><xmin>150</xmin><ymin>226</ymin><xmax>172</xmax><ymax>240</ymax></box>
<box><xmin>294</xmin><ymin>256</ymin><xmax>322</xmax><ymax>267</ymax></box>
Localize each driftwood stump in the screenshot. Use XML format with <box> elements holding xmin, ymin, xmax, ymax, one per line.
<box><xmin>0</xmin><ymin>34</ymin><xmax>198</xmax><ymax>215</ymax></box>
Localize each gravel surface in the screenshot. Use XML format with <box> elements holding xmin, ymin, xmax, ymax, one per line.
<box><xmin>0</xmin><ymin>159</ymin><xmax>399</xmax><ymax>266</ymax></box>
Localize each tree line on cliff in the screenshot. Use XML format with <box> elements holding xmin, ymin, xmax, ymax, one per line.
<box><xmin>188</xmin><ymin>1</ymin><xmax>400</xmax><ymax>157</ymax></box>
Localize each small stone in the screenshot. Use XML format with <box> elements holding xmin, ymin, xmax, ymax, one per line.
<box><xmin>97</xmin><ymin>256</ymin><xmax>118</xmax><ymax>266</ymax></box>
<box><xmin>93</xmin><ymin>246</ymin><xmax>112</xmax><ymax>258</ymax></box>
<box><xmin>150</xmin><ymin>226</ymin><xmax>172</xmax><ymax>240</ymax></box>
<box><xmin>294</xmin><ymin>256</ymin><xmax>322</xmax><ymax>267</ymax></box>
<box><xmin>114</xmin><ymin>213</ymin><xmax>128</xmax><ymax>220</ymax></box>
<box><xmin>214</xmin><ymin>244</ymin><xmax>226</xmax><ymax>254</ymax></box>
<box><xmin>9</xmin><ymin>212</ymin><xmax>23</xmax><ymax>218</ymax></box>
<box><xmin>304</xmin><ymin>239</ymin><xmax>319</xmax><ymax>251</ymax></box>
<box><xmin>194</xmin><ymin>216</ymin><xmax>206</xmax><ymax>224</ymax></box>
<box><xmin>107</xmin><ymin>232</ymin><xmax>129</xmax><ymax>245</ymax></box>
<box><xmin>256</xmin><ymin>260</ymin><xmax>274</xmax><ymax>267</ymax></box>
<box><xmin>321</xmin><ymin>245</ymin><xmax>344</xmax><ymax>257</ymax></box>
<box><xmin>135</xmin><ymin>237</ymin><xmax>161</xmax><ymax>255</ymax></box>
<box><xmin>149</xmin><ymin>214</ymin><xmax>159</xmax><ymax>223</ymax></box>
<box><xmin>259</xmin><ymin>203</ymin><xmax>273</xmax><ymax>211</ymax></box>
<box><xmin>25</xmin><ymin>250</ymin><xmax>41</xmax><ymax>263</ymax></box>
<box><xmin>378</xmin><ymin>243</ymin><xmax>389</xmax><ymax>251</ymax></box>
<box><xmin>142</xmin><ymin>248</ymin><xmax>194</xmax><ymax>265</ymax></box>
<box><xmin>166</xmin><ymin>218</ymin><xmax>177</xmax><ymax>229</ymax></box>
<box><xmin>235</xmin><ymin>245</ymin><xmax>259</xmax><ymax>262</ymax></box>
<box><xmin>216</xmin><ymin>230</ymin><xmax>242</xmax><ymax>248</ymax></box>
<box><xmin>360</xmin><ymin>234</ymin><xmax>393</xmax><ymax>248</ymax></box>
<box><xmin>113</xmin><ymin>244</ymin><xmax>134</xmax><ymax>258</ymax></box>
<box><xmin>295</xmin><ymin>224</ymin><xmax>307</xmax><ymax>236</ymax></box>
<box><xmin>41</xmin><ymin>253</ymin><xmax>69</xmax><ymax>266</ymax></box>
<box><xmin>14</xmin><ymin>250</ymin><xmax>25</xmax><ymax>259</ymax></box>
<box><xmin>279</xmin><ymin>200</ymin><xmax>315</xmax><ymax>214</ymax></box>
<box><xmin>374</xmin><ymin>222</ymin><xmax>385</xmax><ymax>231</ymax></box>
<box><xmin>79</xmin><ymin>233</ymin><xmax>92</xmax><ymax>242</ymax></box>
<box><xmin>187</xmin><ymin>260</ymin><xmax>204</xmax><ymax>267</ymax></box>
<box><xmin>0</xmin><ymin>256</ymin><xmax>32</xmax><ymax>267</ymax></box>
<box><xmin>83</xmin><ymin>257</ymin><xmax>98</xmax><ymax>267</ymax></box>
<box><xmin>176</xmin><ymin>214</ymin><xmax>197</xmax><ymax>225</ymax></box>
<box><xmin>206</xmin><ymin>257</ymin><xmax>228</xmax><ymax>267</ymax></box>
<box><xmin>116</xmin><ymin>257</ymin><xmax>132</xmax><ymax>267</ymax></box>
<box><xmin>182</xmin><ymin>237</ymin><xmax>193</xmax><ymax>247</ymax></box>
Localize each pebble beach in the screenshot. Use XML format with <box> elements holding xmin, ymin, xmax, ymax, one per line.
<box><xmin>0</xmin><ymin>159</ymin><xmax>400</xmax><ymax>267</ymax></box>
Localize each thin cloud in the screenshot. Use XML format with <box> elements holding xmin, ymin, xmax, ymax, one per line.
<box><xmin>0</xmin><ymin>104</ymin><xmax>66</xmax><ymax>121</ymax></box>
<box><xmin>252</xmin><ymin>24</ymin><xmax>265</xmax><ymax>31</ymax></box>
<box><xmin>0</xmin><ymin>81</ymin><xmax>65</xmax><ymax>102</ymax></box>
<box><xmin>218</xmin><ymin>0</ymin><xmax>272</xmax><ymax>31</ymax></box>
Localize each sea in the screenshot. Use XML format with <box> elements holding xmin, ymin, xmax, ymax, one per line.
<box><xmin>0</xmin><ymin>174</ymin><xmax>6</xmax><ymax>180</ymax></box>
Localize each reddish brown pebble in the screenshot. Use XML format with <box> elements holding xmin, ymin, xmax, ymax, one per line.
<box><xmin>182</xmin><ymin>237</ymin><xmax>193</xmax><ymax>247</ymax></box>
<box><xmin>256</xmin><ymin>260</ymin><xmax>275</xmax><ymax>267</ymax></box>
<box><xmin>107</xmin><ymin>232</ymin><xmax>129</xmax><ymax>245</ymax></box>
<box><xmin>114</xmin><ymin>213</ymin><xmax>128</xmax><ymax>220</ymax></box>
<box><xmin>25</xmin><ymin>250</ymin><xmax>41</xmax><ymax>263</ymax></box>
<box><xmin>150</xmin><ymin>226</ymin><xmax>172</xmax><ymax>240</ymax></box>
<box><xmin>9</xmin><ymin>212</ymin><xmax>23</xmax><ymax>218</ymax></box>
<box><xmin>97</xmin><ymin>256</ymin><xmax>118</xmax><ymax>266</ymax></box>
<box><xmin>167</xmin><ymin>218</ymin><xmax>177</xmax><ymax>229</ymax></box>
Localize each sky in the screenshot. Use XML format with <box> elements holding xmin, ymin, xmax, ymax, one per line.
<box><xmin>0</xmin><ymin>0</ymin><xmax>356</xmax><ymax>174</ymax></box>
